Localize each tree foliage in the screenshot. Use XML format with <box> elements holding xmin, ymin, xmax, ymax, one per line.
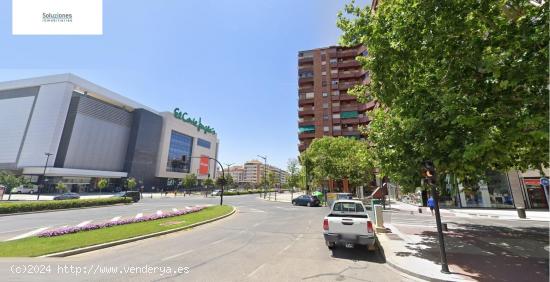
<box><xmin>183</xmin><ymin>173</ymin><xmax>198</xmax><ymax>188</ymax></box>
<box><xmin>56</xmin><ymin>181</ymin><xmax>67</xmax><ymax>193</ymax></box>
<box><xmin>203</xmin><ymin>178</ymin><xmax>214</xmax><ymax>187</ymax></box>
<box><xmin>286</xmin><ymin>158</ymin><xmax>301</xmax><ymax>189</ymax></box>
<box><xmin>97</xmin><ymin>178</ymin><xmax>108</xmax><ymax>192</ymax></box>
<box><xmin>0</xmin><ymin>171</ymin><xmax>29</xmax><ymax>200</ymax></box>
<box><xmin>301</xmin><ymin>137</ymin><xmax>374</xmax><ymax>188</ymax></box>
<box><xmin>338</xmin><ymin>0</ymin><xmax>549</xmax><ymax>188</ymax></box>
<box><xmin>126</xmin><ymin>177</ymin><xmax>137</xmax><ymax>190</ymax></box>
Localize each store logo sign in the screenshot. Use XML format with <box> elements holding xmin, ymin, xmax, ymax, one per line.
<box><xmin>173</xmin><ymin>108</ymin><xmax>216</xmax><ymax>135</ymax></box>
<box><xmin>12</xmin><ymin>0</ymin><xmax>102</xmax><ymax>35</ymax></box>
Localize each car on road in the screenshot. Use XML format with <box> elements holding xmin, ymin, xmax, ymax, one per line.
<box><xmin>211</xmin><ymin>190</ymin><xmax>221</xmax><ymax>196</ymax></box>
<box><xmin>323</xmin><ymin>200</ymin><xmax>376</xmax><ymax>251</ymax></box>
<box><xmin>292</xmin><ymin>195</ymin><xmax>321</xmax><ymax>207</ymax></box>
<box><xmin>11</xmin><ymin>184</ymin><xmax>39</xmax><ymax>194</ymax></box>
<box><xmin>53</xmin><ymin>192</ymin><xmax>80</xmax><ymax>200</ymax></box>
<box><xmin>114</xmin><ymin>191</ymin><xmax>141</xmax><ymax>202</ymax></box>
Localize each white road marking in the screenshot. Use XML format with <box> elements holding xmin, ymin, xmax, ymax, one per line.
<box><xmin>247</xmin><ymin>263</ymin><xmax>266</xmax><ymax>277</ymax></box>
<box><xmin>76</xmin><ymin>220</ymin><xmax>92</xmax><ymax>227</ymax></box>
<box><xmin>6</xmin><ymin>227</ymin><xmax>49</xmax><ymax>241</ymax></box>
<box><xmin>249</xmin><ymin>208</ymin><xmax>265</xmax><ymax>213</ymax></box>
<box><xmin>156</xmin><ymin>210</ymin><xmax>163</xmax><ymax>216</ymax></box>
<box><xmin>161</xmin><ymin>250</ymin><xmax>194</xmax><ymax>261</ymax></box>
<box><xmin>211</xmin><ymin>237</ymin><xmax>229</xmax><ymax>245</ymax></box>
<box><xmin>110</xmin><ymin>216</ymin><xmax>121</xmax><ymax>222</ymax></box>
<box><xmin>277</xmin><ymin>244</ymin><xmax>293</xmax><ymax>255</ymax></box>
<box><xmin>296</xmin><ymin>234</ymin><xmax>304</xmax><ymax>241</ymax></box>
<box><xmin>135</xmin><ymin>213</ymin><xmax>143</xmax><ymax>219</ymax></box>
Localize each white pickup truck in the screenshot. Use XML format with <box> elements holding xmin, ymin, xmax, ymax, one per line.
<box><xmin>323</xmin><ymin>200</ymin><xmax>376</xmax><ymax>250</ymax></box>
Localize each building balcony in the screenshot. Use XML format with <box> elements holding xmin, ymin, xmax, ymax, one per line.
<box><xmin>340</xmin><ymin>105</ymin><xmax>358</xmax><ymax>112</ymax></box>
<box><xmin>332</xmin><ymin>118</ymin><xmax>341</xmax><ymax>124</ymax></box>
<box><xmin>298</xmin><ymin>77</ymin><xmax>314</xmax><ymax>84</ymax></box>
<box><xmin>338</xmin><ymin>49</ymin><xmax>358</xmax><ymax>58</ymax></box>
<box><xmin>298</xmin><ymin>132</ymin><xmax>315</xmax><ymax>139</ymax></box>
<box><xmin>298</xmin><ymin>119</ymin><xmax>315</xmax><ymax>126</ymax></box>
<box><xmin>298</xmin><ymin>98</ymin><xmax>314</xmax><ymax>106</ymax></box>
<box><xmin>342</xmin><ymin>130</ymin><xmax>361</xmax><ymax>136</ymax></box>
<box><xmin>358</xmin><ymin>100</ymin><xmax>377</xmax><ymax>111</ymax></box>
<box><xmin>339</xmin><ymin>94</ymin><xmax>357</xmax><ymax>101</ymax></box>
<box><xmin>299</xmin><ymin>57</ymin><xmax>314</xmax><ymax>64</ymax></box>
<box><xmin>339</xmin><ymin>83</ymin><xmax>358</xmax><ymax>91</ymax></box>
<box><xmin>298</xmin><ymin>109</ymin><xmax>315</xmax><ymax>116</ymax></box>
<box><xmin>338</xmin><ymin>60</ymin><xmax>360</xmax><ymax>68</ymax></box>
<box><xmin>338</xmin><ymin>71</ymin><xmax>364</xmax><ymax>79</ymax></box>
<box><xmin>299</xmin><ymin>86</ymin><xmax>314</xmax><ymax>92</ymax></box>
<box><xmin>340</xmin><ymin>118</ymin><xmax>360</xmax><ymax>125</ymax></box>
<box><xmin>332</xmin><ymin>130</ymin><xmax>342</xmax><ymax>136</ymax></box>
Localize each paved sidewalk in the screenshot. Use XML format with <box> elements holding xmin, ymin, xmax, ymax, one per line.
<box><xmin>391</xmin><ymin>200</ymin><xmax>550</xmax><ymax>222</ymax></box>
<box><xmin>377</xmin><ymin>207</ymin><xmax>549</xmax><ymax>281</ymax></box>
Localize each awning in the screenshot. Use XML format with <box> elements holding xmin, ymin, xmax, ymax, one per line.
<box><xmin>22</xmin><ymin>167</ymin><xmax>127</xmax><ymax>178</ymax></box>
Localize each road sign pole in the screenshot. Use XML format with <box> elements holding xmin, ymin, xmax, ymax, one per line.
<box><xmin>430</xmin><ymin>180</ymin><xmax>450</xmax><ymax>274</ymax></box>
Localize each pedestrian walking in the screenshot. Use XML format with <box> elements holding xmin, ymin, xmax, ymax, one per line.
<box><xmin>427</xmin><ymin>196</ymin><xmax>435</xmax><ymax>216</ymax></box>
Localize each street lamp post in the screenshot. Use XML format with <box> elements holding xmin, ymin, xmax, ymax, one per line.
<box><xmin>257</xmin><ymin>155</ymin><xmax>267</xmax><ymax>199</ymax></box>
<box><xmin>225</xmin><ymin>162</ymin><xmax>235</xmax><ymax>191</ymax></box>
<box><xmin>37</xmin><ymin>152</ymin><xmax>53</xmax><ymax>200</ymax></box>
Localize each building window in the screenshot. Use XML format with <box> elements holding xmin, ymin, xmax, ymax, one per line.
<box><xmin>322</xmin><ymin>71</ymin><xmax>327</xmax><ymax>76</ymax></box>
<box><xmin>323</xmin><ymin>126</ymin><xmax>329</xmax><ymax>132</ymax></box>
<box><xmin>322</xmin><ymin>81</ymin><xmax>327</xmax><ymax>87</ymax></box>
<box><xmin>332</xmin><ymin>102</ymin><xmax>340</xmax><ymax>107</ymax></box>
<box><xmin>333</xmin><ymin>125</ymin><xmax>341</xmax><ymax>131</ymax></box>
<box><xmin>323</xmin><ymin>114</ymin><xmax>329</xmax><ymax>120</ymax></box>
<box><xmin>322</xmin><ymin>61</ymin><xmax>326</xmax><ymax>65</ymax></box>
<box><xmin>305</xmin><ymin>92</ymin><xmax>314</xmax><ymax>99</ymax></box>
<box><xmin>322</xmin><ymin>103</ymin><xmax>329</xmax><ymax>109</ymax></box>
<box><xmin>332</xmin><ymin>90</ymin><xmax>340</xmax><ymax>96</ymax></box>
<box><xmin>322</xmin><ymin>92</ymin><xmax>328</xmax><ymax>97</ymax></box>
<box><xmin>331</xmin><ymin>80</ymin><xmax>339</xmax><ymax>86</ymax></box>
<box><xmin>166</xmin><ymin>131</ymin><xmax>193</xmax><ymax>173</ymax></box>
<box><xmin>331</xmin><ymin>69</ymin><xmax>338</xmax><ymax>74</ymax></box>
<box><xmin>329</xmin><ymin>58</ymin><xmax>337</xmax><ymax>64</ymax></box>
<box><xmin>332</xmin><ymin>113</ymin><xmax>340</xmax><ymax>119</ymax></box>
<box><xmin>197</xmin><ymin>138</ymin><xmax>211</xmax><ymax>149</ymax></box>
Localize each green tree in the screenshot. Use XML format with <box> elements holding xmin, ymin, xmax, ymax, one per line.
<box><xmin>286</xmin><ymin>158</ymin><xmax>300</xmax><ymax>191</ymax></box>
<box><xmin>203</xmin><ymin>178</ymin><xmax>214</xmax><ymax>187</ymax></box>
<box><xmin>126</xmin><ymin>177</ymin><xmax>137</xmax><ymax>191</ymax></box>
<box><xmin>302</xmin><ymin>137</ymin><xmax>374</xmax><ymax>190</ymax></box>
<box><xmin>97</xmin><ymin>178</ymin><xmax>108</xmax><ymax>193</ymax></box>
<box><xmin>183</xmin><ymin>173</ymin><xmax>198</xmax><ymax>189</ymax></box>
<box><xmin>267</xmin><ymin>171</ymin><xmax>278</xmax><ymax>189</ymax></box>
<box><xmin>56</xmin><ymin>181</ymin><xmax>68</xmax><ymax>193</ymax></box>
<box><xmin>338</xmin><ymin>0</ymin><xmax>549</xmax><ymax>188</ymax></box>
<box><xmin>0</xmin><ymin>171</ymin><xmax>29</xmax><ymax>200</ymax></box>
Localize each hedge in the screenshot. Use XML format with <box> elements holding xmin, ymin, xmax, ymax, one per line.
<box><xmin>0</xmin><ymin>197</ymin><xmax>133</xmax><ymax>214</ymax></box>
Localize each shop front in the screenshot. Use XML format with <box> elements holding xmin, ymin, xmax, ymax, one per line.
<box><xmin>523</xmin><ymin>178</ymin><xmax>549</xmax><ymax>209</ymax></box>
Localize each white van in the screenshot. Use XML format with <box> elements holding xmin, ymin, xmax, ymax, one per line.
<box><xmin>12</xmin><ymin>185</ymin><xmax>39</xmax><ymax>194</ymax></box>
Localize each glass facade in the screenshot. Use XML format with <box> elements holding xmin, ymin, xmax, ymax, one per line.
<box><xmin>166</xmin><ymin>130</ymin><xmax>193</xmax><ymax>173</ymax></box>
<box><xmin>197</xmin><ymin>138</ymin><xmax>211</xmax><ymax>149</ymax></box>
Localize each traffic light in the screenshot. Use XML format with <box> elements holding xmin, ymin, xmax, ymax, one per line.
<box><xmin>422</xmin><ymin>160</ymin><xmax>436</xmax><ymax>180</ymax></box>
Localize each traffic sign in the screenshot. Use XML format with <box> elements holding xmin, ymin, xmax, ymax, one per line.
<box><xmin>540</xmin><ymin>177</ymin><xmax>549</xmax><ymax>187</ymax></box>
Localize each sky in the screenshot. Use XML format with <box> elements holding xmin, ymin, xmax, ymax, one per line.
<box><xmin>0</xmin><ymin>0</ymin><xmax>370</xmax><ymax>170</ymax></box>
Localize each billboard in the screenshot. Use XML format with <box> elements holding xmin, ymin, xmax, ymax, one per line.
<box><xmin>199</xmin><ymin>156</ymin><xmax>209</xmax><ymax>175</ymax></box>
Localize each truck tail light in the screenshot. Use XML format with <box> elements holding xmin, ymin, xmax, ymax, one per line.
<box><xmin>323</xmin><ymin>219</ymin><xmax>329</xmax><ymax>231</ymax></box>
<box><xmin>367</xmin><ymin>221</ymin><xmax>373</xmax><ymax>233</ymax></box>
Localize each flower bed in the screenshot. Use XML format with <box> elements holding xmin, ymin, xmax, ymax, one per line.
<box><xmin>37</xmin><ymin>206</ymin><xmax>206</xmax><ymax>238</ymax></box>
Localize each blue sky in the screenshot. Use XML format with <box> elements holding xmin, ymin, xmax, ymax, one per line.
<box><xmin>0</xmin><ymin>0</ymin><xmax>370</xmax><ymax>170</ymax></box>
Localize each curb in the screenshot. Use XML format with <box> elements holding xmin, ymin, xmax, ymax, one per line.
<box><xmin>376</xmin><ymin>235</ymin><xmax>449</xmax><ymax>282</ymax></box>
<box><xmin>40</xmin><ymin>206</ymin><xmax>237</xmax><ymax>258</ymax></box>
<box><xmin>0</xmin><ymin>203</ymin><xmax>132</xmax><ymax>217</ymax></box>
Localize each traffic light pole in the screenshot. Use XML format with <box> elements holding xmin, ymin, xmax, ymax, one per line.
<box><xmin>429</xmin><ymin>179</ymin><xmax>450</xmax><ymax>274</ymax></box>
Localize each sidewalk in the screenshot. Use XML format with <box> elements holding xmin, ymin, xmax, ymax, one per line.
<box><xmin>390</xmin><ymin>200</ymin><xmax>550</xmax><ymax>222</ymax></box>
<box><xmin>377</xmin><ymin>203</ymin><xmax>549</xmax><ymax>281</ymax></box>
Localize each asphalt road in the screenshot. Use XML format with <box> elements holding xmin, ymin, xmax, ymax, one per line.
<box><xmin>0</xmin><ymin>195</ymin><xmax>415</xmax><ymax>282</ymax></box>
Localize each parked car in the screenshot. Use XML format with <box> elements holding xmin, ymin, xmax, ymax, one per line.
<box><xmin>12</xmin><ymin>185</ymin><xmax>38</xmax><ymax>194</ymax></box>
<box><xmin>211</xmin><ymin>190</ymin><xmax>221</xmax><ymax>196</ymax></box>
<box><xmin>323</xmin><ymin>200</ymin><xmax>376</xmax><ymax>250</ymax></box>
<box><xmin>53</xmin><ymin>192</ymin><xmax>80</xmax><ymax>200</ymax></box>
<box><xmin>292</xmin><ymin>195</ymin><xmax>321</xmax><ymax>207</ymax></box>
<box><xmin>228</xmin><ymin>189</ymin><xmax>237</xmax><ymax>193</ymax></box>
<box><xmin>114</xmin><ymin>191</ymin><xmax>141</xmax><ymax>202</ymax></box>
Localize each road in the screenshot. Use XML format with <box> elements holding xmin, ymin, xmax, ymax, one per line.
<box><xmin>0</xmin><ymin>195</ymin><xmax>414</xmax><ymax>282</ymax></box>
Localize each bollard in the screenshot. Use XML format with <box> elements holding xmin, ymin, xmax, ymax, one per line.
<box><xmin>442</xmin><ymin>223</ymin><xmax>448</xmax><ymax>231</ymax></box>
<box><xmin>516</xmin><ymin>208</ymin><xmax>526</xmax><ymax>219</ymax></box>
<box><xmin>418</xmin><ymin>207</ymin><xmax>423</xmax><ymax>213</ymax></box>
<box><xmin>374</xmin><ymin>204</ymin><xmax>384</xmax><ymax>229</ymax></box>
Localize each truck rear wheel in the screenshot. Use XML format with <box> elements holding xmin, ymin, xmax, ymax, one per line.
<box><xmin>326</xmin><ymin>241</ymin><xmax>335</xmax><ymax>249</ymax></box>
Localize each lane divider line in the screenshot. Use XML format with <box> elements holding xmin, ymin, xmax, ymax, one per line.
<box><xmin>161</xmin><ymin>250</ymin><xmax>194</xmax><ymax>261</ymax></box>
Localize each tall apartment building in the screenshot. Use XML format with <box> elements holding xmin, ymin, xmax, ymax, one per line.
<box><xmin>228</xmin><ymin>166</ymin><xmax>245</xmax><ymax>183</ymax></box>
<box><xmin>242</xmin><ymin>160</ymin><xmax>288</xmax><ymax>185</ymax></box>
<box><xmin>297</xmin><ymin>45</ymin><xmax>376</xmax><ymax>152</ymax></box>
